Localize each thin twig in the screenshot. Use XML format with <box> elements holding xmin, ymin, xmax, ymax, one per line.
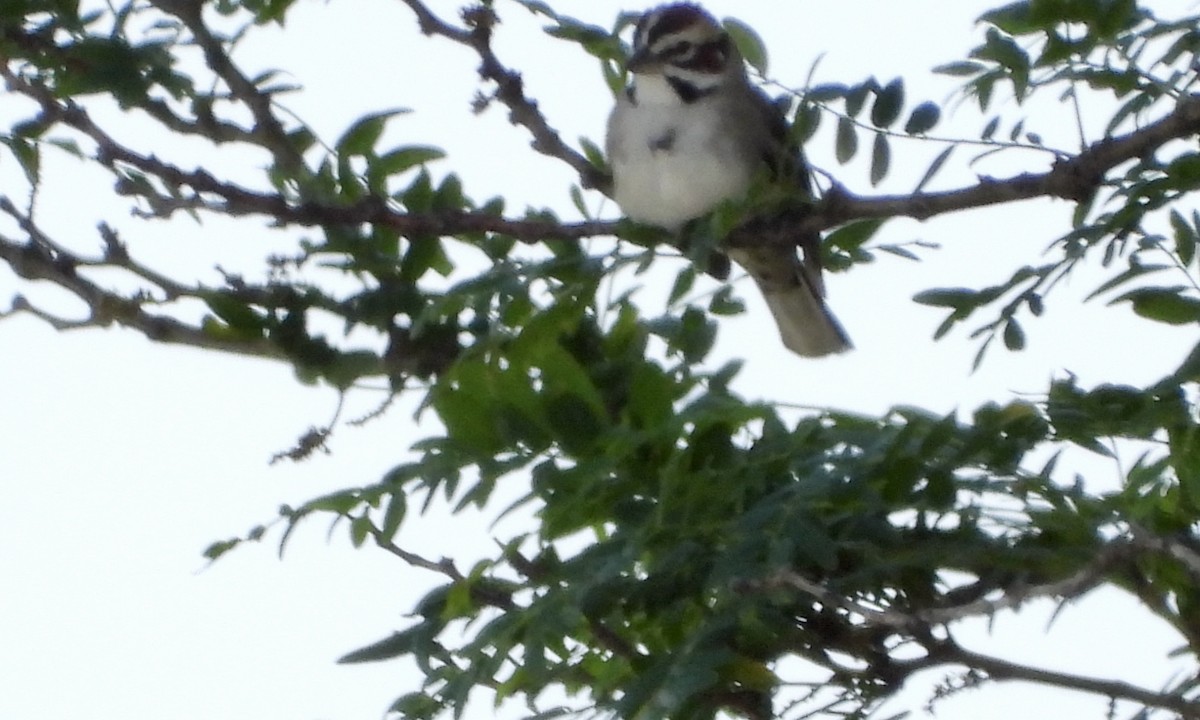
<box><xmin>371</xmin><ymin>529</ymin><xmax>464</xmax><ymax>579</ymax></box>
<box><xmin>760</xmin><ymin>541</ymin><xmax>1117</xmax><ymax>630</ymax></box>
<box><xmin>147</xmin><ymin>0</ymin><xmax>306</xmax><ymax>175</ymax></box>
<box><xmin>397</xmin><ymin>0</ymin><xmax>607</xmax><ymax>190</ymax></box>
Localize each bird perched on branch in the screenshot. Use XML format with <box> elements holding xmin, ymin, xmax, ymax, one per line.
<box><xmin>605</xmin><ymin>3</ymin><xmax>851</xmax><ymax>357</ymax></box>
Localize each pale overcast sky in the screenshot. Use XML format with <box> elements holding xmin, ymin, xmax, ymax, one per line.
<box><xmin>2</xmin><ymin>1</ymin><xmax>1198</xmax><ymax>719</ymax></box>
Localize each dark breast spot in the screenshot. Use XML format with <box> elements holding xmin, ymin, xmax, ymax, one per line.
<box><xmin>650</xmin><ymin>128</ymin><xmax>677</xmax><ymax>153</ymax></box>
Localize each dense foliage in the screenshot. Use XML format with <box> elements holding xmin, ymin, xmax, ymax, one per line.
<box><xmin>3</xmin><ymin>1</ymin><xmax>1200</xmax><ymax>718</ymax></box>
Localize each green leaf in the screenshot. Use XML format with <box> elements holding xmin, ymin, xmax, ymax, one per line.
<box><xmin>904</xmin><ymin>101</ymin><xmax>941</xmax><ymax>134</ymax></box>
<box><xmin>511</xmin><ymin>0</ymin><xmax>558</xmax><ymax>20</ymax></box>
<box><xmin>57</xmin><ymin>37</ymin><xmax>153</xmax><ymax>103</ymax></box>
<box><xmin>913</xmin><ymin>287</ymin><xmax>979</xmax><ymax>309</ymax></box>
<box><xmin>202</xmin><ymin>538</ymin><xmax>241</xmax><ymax>562</ymax></box>
<box><xmin>45</xmin><ymin>137</ymin><xmax>84</xmax><ymax>158</ymax></box>
<box><xmin>805</xmin><ymin>82</ymin><xmax>847</xmax><ymax>102</ymax></box>
<box><xmin>1105</xmin><ymin>92</ymin><xmax>1154</xmax><ymax>136</ymax></box>
<box><xmin>628</xmin><ymin>363</ymin><xmax>679</xmax><ymax>428</ymax></box>
<box><xmin>933</xmin><ymin>60</ymin><xmax>987</xmax><ymax>76</ymax></box>
<box><xmin>981</xmin><ymin>116</ymin><xmax>1001</xmax><ymax>140</ymax></box>
<box><xmin>914</xmin><ymin>145</ymin><xmax>955</xmax><ymax>193</ymax></box>
<box><xmin>380</xmin><ymin>492</ymin><xmax>407</xmax><ymax>543</ymax></box>
<box><xmin>578</xmin><ymin>136</ymin><xmax>606</xmax><ymax>169</ymax></box>
<box><xmin>870</xmin><ymin>133</ymin><xmax>890</xmax><ymax>186</ymax></box>
<box><xmin>1185</xmin><ymin>212</ymin><xmax>1200</xmax><ymax>271</ymax></box>
<box><xmin>546</xmin><ymin>18</ymin><xmax>621</xmax><ymax>61</ymax></box>
<box><xmin>251</xmin><ymin>0</ymin><xmax>297</xmax><ymax>24</ymax></box>
<box><xmin>386</xmin><ymin>693</ymin><xmax>442</xmax><ymax>720</ymax></box>
<box><xmin>677</xmin><ymin>306</ymin><xmax>716</xmax><ymax>362</ymax></box>
<box><xmin>1166</xmin><ymin>154</ymin><xmax>1200</xmax><ymax>191</ymax></box>
<box><xmin>844</xmin><ymin>81</ymin><xmax>874</xmax><ymax>118</ymax></box>
<box><xmin>349</xmin><ymin>515</ymin><xmax>372</xmax><ymax>548</ymax></box>
<box><xmin>337</xmin><ymin>109</ymin><xmax>409</xmax><ymax>157</ymax></box>
<box><xmin>203</xmin><ymin>294</ymin><xmax>265</xmax><ymax>336</ymax></box>
<box><xmin>1170</xmin><ymin>424</ymin><xmax>1200</xmax><ymax>495</ymax></box>
<box><xmin>708</xmin><ymin>285</ymin><xmax>745</xmax><ymax>315</ymax></box>
<box><xmin>303</xmin><ymin>489</ymin><xmax>363</xmax><ymax>515</ymax></box>
<box><xmin>979</xmin><ymin>2</ymin><xmax>1041</xmax><ymax>35</ymax></box>
<box><xmin>1115</xmin><ymin>287</ymin><xmax>1200</xmax><ymax>325</ymax></box>
<box><xmin>371</xmin><ymin>145</ymin><xmax>445</xmax><ymax>178</ymax></box>
<box><xmin>322</xmin><ymin>350</ymin><xmax>383</xmax><ymax>390</ymax></box>
<box><xmin>790</xmin><ymin>102</ymin><xmax>821</xmax><ymax>145</ymax></box>
<box><xmin>433</xmin><ymin>173</ymin><xmax>467</xmax><ymax>210</ymax></box>
<box><xmin>870</xmin><ymin>78</ymin><xmax>904</xmax><ymax>128</ymax></box>
<box><xmin>1085</xmin><ymin>263</ymin><xmax>1170</xmax><ymax>301</ymax></box>
<box><xmin>569</xmin><ymin>184</ymin><xmax>587</xmax><ymax>217</ymax></box>
<box><xmin>973</xmin><ymin>28</ymin><xmax>1030</xmax><ymax>99</ymax></box>
<box><xmin>401</xmin><ymin>236</ymin><xmax>452</xmax><ymax>282</ymax></box>
<box><xmin>2</xmin><ymin>136</ymin><xmax>40</xmax><ymax>184</ymax></box>
<box><xmin>826</xmin><ymin>218</ymin><xmax>887</xmax><ymax>253</ymax></box>
<box><xmin>1003</xmin><ymin>319</ymin><xmax>1026</xmax><ymax>350</ymax></box>
<box><xmin>877</xmin><ymin>243</ymin><xmax>921</xmax><ymax>261</ymax></box>
<box><xmin>835</xmin><ymin>116</ymin><xmax>858</xmax><ymax>164</ymax></box>
<box><xmin>545</xmin><ymin>393</ymin><xmax>605</xmax><ymax>456</ymax></box>
<box><xmin>339</xmin><ymin>628</ymin><xmax>422</xmax><ymax>664</ymax></box>
<box><xmin>668</xmin><ymin>265</ymin><xmax>696</xmax><ymax>306</ymax></box>
<box><xmin>433</xmin><ymin>360</ymin><xmax>504</xmax><ymax>457</ymax></box>
<box><xmin>401</xmin><ymin>169</ymin><xmax>435</xmax><ymax>211</ymax></box>
<box><xmin>723</xmin><ymin>17</ymin><xmax>768</xmax><ymax>75</ymax></box>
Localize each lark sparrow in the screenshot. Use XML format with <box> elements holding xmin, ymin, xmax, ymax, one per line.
<box><xmin>605</xmin><ymin>3</ymin><xmax>851</xmax><ymax>357</ymax></box>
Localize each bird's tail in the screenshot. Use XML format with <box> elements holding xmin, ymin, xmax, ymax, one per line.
<box><xmin>726</xmin><ymin>245</ymin><xmax>852</xmax><ymax>358</ymax></box>
<box><xmin>756</xmin><ymin>279</ymin><xmax>851</xmax><ymax>357</ymax></box>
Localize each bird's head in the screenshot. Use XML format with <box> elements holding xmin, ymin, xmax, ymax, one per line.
<box><xmin>626</xmin><ymin>4</ymin><xmax>744</xmax><ymax>100</ymax></box>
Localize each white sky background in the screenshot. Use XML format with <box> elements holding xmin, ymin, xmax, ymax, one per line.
<box><xmin>2</xmin><ymin>1</ymin><xmax>1199</xmax><ymax>719</ymax></box>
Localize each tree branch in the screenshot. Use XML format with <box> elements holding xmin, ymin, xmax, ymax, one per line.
<box><xmin>0</xmin><ymin>228</ymin><xmax>288</xmax><ymax>359</ymax></box>
<box><xmin>933</xmin><ymin>638</ymin><xmax>1200</xmax><ymax>717</ymax></box>
<box><xmin>1130</xmin><ymin>523</ymin><xmax>1200</xmax><ymax>585</ymax></box>
<box><xmin>8</xmin><ymin>59</ymin><xmax>1199</xmax><ymax>251</ymax></box>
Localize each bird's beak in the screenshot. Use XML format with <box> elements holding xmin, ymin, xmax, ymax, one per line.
<box><xmin>625</xmin><ymin>47</ymin><xmax>665</xmax><ymax>75</ymax></box>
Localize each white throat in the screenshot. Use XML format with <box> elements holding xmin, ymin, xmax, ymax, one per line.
<box><xmin>633</xmin><ymin>68</ymin><xmax>726</xmax><ymax>106</ymax></box>
<box><xmin>631</xmin><ymin>74</ymin><xmax>683</xmax><ymax>105</ymax></box>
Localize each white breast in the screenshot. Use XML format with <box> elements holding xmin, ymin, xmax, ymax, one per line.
<box><xmin>608</xmin><ymin>78</ymin><xmax>754</xmax><ymax>230</ymax></box>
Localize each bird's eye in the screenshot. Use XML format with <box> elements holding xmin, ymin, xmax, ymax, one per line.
<box><xmin>660</xmin><ymin>41</ymin><xmax>693</xmax><ymax>58</ymax></box>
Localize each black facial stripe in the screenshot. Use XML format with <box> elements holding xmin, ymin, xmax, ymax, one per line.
<box><xmin>666</xmin><ymin>76</ymin><xmax>717</xmax><ymax>104</ymax></box>
<box><xmin>659</xmin><ymin>41</ymin><xmax>691</xmax><ymax>59</ymax></box>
